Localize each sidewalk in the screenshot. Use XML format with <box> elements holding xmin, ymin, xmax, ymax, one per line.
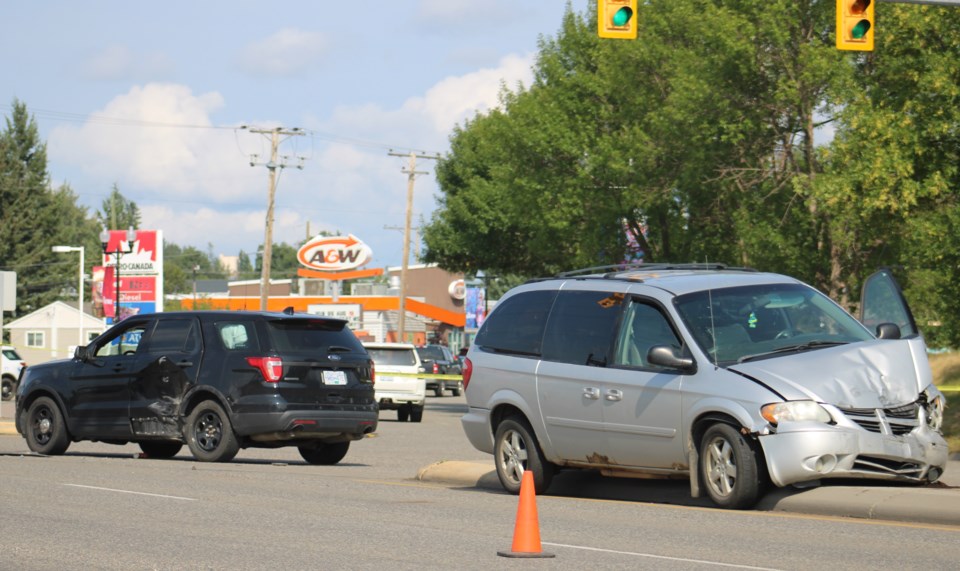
<box><xmin>416</xmin><ymin>459</ymin><xmax>960</xmax><ymax>527</ymax></box>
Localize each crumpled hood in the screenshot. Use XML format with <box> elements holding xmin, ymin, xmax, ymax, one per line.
<box><xmin>728</xmin><ymin>337</ymin><xmax>931</xmax><ymax>409</ymax></box>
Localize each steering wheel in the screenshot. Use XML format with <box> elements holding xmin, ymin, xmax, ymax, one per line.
<box><xmin>774</xmin><ymin>329</ymin><xmax>793</xmax><ymax>340</ymax></box>
<box><xmin>123</xmin><ymin>350</ymin><xmax>137</xmax><ymax>356</ymax></box>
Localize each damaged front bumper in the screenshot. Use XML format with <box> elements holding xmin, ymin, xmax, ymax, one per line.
<box><xmin>759</xmin><ymin>419</ymin><xmax>949</xmax><ymax>488</ymax></box>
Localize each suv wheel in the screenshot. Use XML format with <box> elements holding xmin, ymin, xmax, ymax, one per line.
<box><xmin>494</xmin><ymin>416</ymin><xmax>554</xmax><ymax>495</ymax></box>
<box><xmin>699</xmin><ymin>423</ymin><xmax>761</xmax><ymax>509</ymax></box>
<box><xmin>299</xmin><ymin>442</ymin><xmax>350</xmax><ymax>465</ymax></box>
<box><xmin>434</xmin><ymin>382</ymin><xmax>445</xmax><ymax>397</ymax></box>
<box><xmin>185</xmin><ymin>401</ymin><xmax>240</xmax><ymax>462</ymax></box>
<box><xmin>451</xmin><ymin>381</ymin><xmax>462</xmax><ymax>397</ymax></box>
<box><xmin>397</xmin><ymin>403</ymin><xmax>411</xmax><ymax>422</ymax></box>
<box><xmin>24</xmin><ymin>396</ymin><xmax>70</xmax><ymax>455</ymax></box>
<box><xmin>139</xmin><ymin>441</ymin><xmax>183</xmax><ymax>459</ymax></box>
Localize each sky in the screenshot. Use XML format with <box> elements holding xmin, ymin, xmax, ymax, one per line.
<box><xmin>2</xmin><ymin>1</ymin><xmax>582</xmax><ymax>271</ymax></box>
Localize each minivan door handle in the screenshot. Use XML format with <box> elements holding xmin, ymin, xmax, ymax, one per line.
<box><xmin>583</xmin><ymin>387</ymin><xmax>601</xmax><ymax>400</ymax></box>
<box><xmin>605</xmin><ymin>389</ymin><xmax>623</xmax><ymax>402</ymax></box>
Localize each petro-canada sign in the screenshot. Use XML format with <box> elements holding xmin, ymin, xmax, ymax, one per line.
<box><xmin>297</xmin><ymin>234</ymin><xmax>373</xmax><ymax>272</ymax></box>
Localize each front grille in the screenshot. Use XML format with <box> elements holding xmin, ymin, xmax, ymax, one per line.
<box><xmin>837</xmin><ymin>402</ymin><xmax>919</xmax><ymax>436</ymax></box>
<box><xmin>853</xmin><ymin>456</ymin><xmax>923</xmax><ymax>478</ymax></box>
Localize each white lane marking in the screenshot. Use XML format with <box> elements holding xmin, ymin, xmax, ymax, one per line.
<box><xmin>542</xmin><ymin>542</ymin><xmax>781</xmax><ymax>570</ymax></box>
<box><xmin>63</xmin><ymin>484</ymin><xmax>197</xmax><ymax>501</ymax></box>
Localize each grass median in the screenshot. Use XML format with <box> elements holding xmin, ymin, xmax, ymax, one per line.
<box><xmin>930</xmin><ymin>351</ymin><xmax>960</xmax><ymax>454</ymax></box>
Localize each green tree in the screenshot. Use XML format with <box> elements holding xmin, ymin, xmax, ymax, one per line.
<box><xmin>0</xmin><ymin>99</ymin><xmax>98</xmax><ymax>317</ymax></box>
<box><xmin>97</xmin><ymin>183</ymin><xmax>141</xmax><ymax>231</ymax></box>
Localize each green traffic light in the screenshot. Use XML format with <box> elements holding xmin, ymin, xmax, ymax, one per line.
<box><xmin>612</xmin><ymin>7</ymin><xmax>633</xmax><ymax>27</ymax></box>
<box><xmin>852</xmin><ymin>19</ymin><xmax>871</xmax><ymax>39</ymax></box>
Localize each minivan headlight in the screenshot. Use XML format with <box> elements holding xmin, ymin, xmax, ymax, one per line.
<box><xmin>923</xmin><ymin>387</ymin><xmax>945</xmax><ymax>432</ymax></box>
<box><xmin>761</xmin><ymin>401</ymin><xmax>832</xmax><ymax>425</ymax></box>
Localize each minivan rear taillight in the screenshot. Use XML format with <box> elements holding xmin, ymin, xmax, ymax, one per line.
<box><xmin>462</xmin><ymin>357</ymin><xmax>472</xmax><ymax>391</ymax></box>
<box><xmin>246</xmin><ymin>356</ymin><xmax>283</xmax><ymax>382</ymax></box>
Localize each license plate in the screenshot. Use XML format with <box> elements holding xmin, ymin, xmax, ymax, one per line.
<box><xmin>322</xmin><ymin>370</ymin><xmax>347</xmax><ymax>385</ymax></box>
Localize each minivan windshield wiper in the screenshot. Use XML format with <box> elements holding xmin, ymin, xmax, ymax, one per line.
<box><xmin>737</xmin><ymin>340</ymin><xmax>848</xmax><ymax>363</ymax></box>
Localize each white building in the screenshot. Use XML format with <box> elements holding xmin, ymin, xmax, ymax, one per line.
<box><xmin>2</xmin><ymin>301</ymin><xmax>104</xmax><ymax>364</ymax></box>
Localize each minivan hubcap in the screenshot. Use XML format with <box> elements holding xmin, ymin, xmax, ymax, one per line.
<box><xmin>499</xmin><ymin>429</ymin><xmax>528</xmax><ymax>484</ymax></box>
<box><xmin>705</xmin><ymin>437</ymin><xmax>736</xmax><ymax>496</ymax></box>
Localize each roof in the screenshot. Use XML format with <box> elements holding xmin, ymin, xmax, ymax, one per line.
<box><xmin>2</xmin><ymin>301</ymin><xmax>105</xmax><ymax>330</ymax></box>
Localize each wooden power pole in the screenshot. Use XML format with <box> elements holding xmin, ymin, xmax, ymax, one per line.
<box><xmin>246</xmin><ymin>126</ymin><xmax>304</xmax><ymax>311</ymax></box>
<box><xmin>387</xmin><ymin>150</ymin><xmax>440</xmax><ymax>341</ymax></box>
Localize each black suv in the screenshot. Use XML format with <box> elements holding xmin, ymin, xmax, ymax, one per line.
<box><xmin>15</xmin><ymin>310</ymin><xmax>377</xmax><ymax>464</ymax></box>
<box><xmin>415</xmin><ymin>344</ymin><xmax>463</xmax><ymax>397</ymax></box>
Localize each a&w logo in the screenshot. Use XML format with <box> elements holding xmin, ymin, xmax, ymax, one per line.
<box><xmin>297</xmin><ymin>234</ymin><xmax>373</xmax><ymax>272</ymax></box>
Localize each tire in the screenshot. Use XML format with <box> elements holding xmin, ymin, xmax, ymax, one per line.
<box><xmin>24</xmin><ymin>396</ymin><xmax>71</xmax><ymax>455</ymax></box>
<box><xmin>434</xmin><ymin>382</ymin><xmax>444</xmax><ymax>397</ymax></box>
<box><xmin>410</xmin><ymin>405</ymin><xmax>424</xmax><ymax>423</ymax></box>
<box><xmin>1</xmin><ymin>377</ymin><xmax>15</xmax><ymax>401</ymax></box>
<box><xmin>138</xmin><ymin>440</ymin><xmax>183</xmax><ymax>459</ymax></box>
<box><xmin>185</xmin><ymin>401</ymin><xmax>239</xmax><ymax>463</ymax></box>
<box><xmin>451</xmin><ymin>382</ymin><xmax>462</xmax><ymax>397</ymax></box>
<box><xmin>494</xmin><ymin>416</ymin><xmax>554</xmax><ymax>495</ymax></box>
<box><xmin>397</xmin><ymin>403</ymin><xmax>411</xmax><ymax>422</ymax></box>
<box><xmin>298</xmin><ymin>442</ymin><xmax>350</xmax><ymax>465</ymax></box>
<box><xmin>699</xmin><ymin>423</ymin><xmax>762</xmax><ymax>509</ymax></box>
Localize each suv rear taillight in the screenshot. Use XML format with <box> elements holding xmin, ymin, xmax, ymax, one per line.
<box><xmin>246</xmin><ymin>356</ymin><xmax>283</xmax><ymax>382</ymax></box>
<box><xmin>432</xmin><ymin>362</ymin><xmax>440</xmax><ymax>374</ymax></box>
<box><xmin>462</xmin><ymin>357</ymin><xmax>472</xmax><ymax>391</ymax></box>
<box><xmin>370</xmin><ymin>360</ymin><xmax>376</xmax><ymax>384</ymax></box>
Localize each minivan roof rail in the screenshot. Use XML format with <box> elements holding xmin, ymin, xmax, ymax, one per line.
<box><xmin>554</xmin><ymin>263</ymin><xmax>756</xmax><ymax>278</ymax></box>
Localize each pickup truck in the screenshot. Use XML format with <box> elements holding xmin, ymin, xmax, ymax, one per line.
<box><xmin>416</xmin><ymin>344</ymin><xmax>463</xmax><ymax>397</ymax></box>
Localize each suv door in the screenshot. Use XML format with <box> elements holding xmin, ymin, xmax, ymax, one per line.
<box><xmin>69</xmin><ymin>318</ymin><xmax>153</xmax><ymax>438</ymax></box>
<box><xmin>129</xmin><ymin>317</ymin><xmax>203</xmax><ymax>438</ymax></box>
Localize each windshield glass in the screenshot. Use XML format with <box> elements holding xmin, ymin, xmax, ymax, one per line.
<box><xmin>366</xmin><ymin>348</ymin><xmax>417</xmax><ymax>366</ymax></box>
<box><xmin>2</xmin><ymin>348</ymin><xmax>22</xmax><ymax>360</ymax></box>
<box><xmin>673</xmin><ymin>283</ymin><xmax>873</xmax><ymax>365</ymax></box>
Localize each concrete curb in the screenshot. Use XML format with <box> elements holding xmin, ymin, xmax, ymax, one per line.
<box><xmin>0</xmin><ymin>419</ymin><xmax>16</xmax><ymax>436</ymax></box>
<box><xmin>417</xmin><ymin>460</ymin><xmax>960</xmax><ymax>527</ymax></box>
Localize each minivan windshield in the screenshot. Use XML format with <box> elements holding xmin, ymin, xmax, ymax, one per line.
<box><xmin>673</xmin><ymin>283</ymin><xmax>873</xmax><ymax>365</ymax></box>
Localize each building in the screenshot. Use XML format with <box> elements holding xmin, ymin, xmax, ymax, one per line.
<box><xmin>3</xmin><ymin>301</ymin><xmax>105</xmax><ymax>364</ymax></box>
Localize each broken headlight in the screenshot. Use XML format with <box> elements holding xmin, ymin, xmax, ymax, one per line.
<box><xmin>922</xmin><ymin>386</ymin><xmax>945</xmax><ymax>432</ymax></box>
<box><xmin>761</xmin><ymin>400</ymin><xmax>832</xmax><ymax>425</ymax></box>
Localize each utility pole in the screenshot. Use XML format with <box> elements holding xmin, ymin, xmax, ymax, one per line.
<box><xmin>383</xmin><ymin>224</ymin><xmax>421</xmax><ymax>260</ymax></box>
<box><xmin>387</xmin><ymin>150</ymin><xmax>440</xmax><ymax>342</ymax></box>
<box><xmin>245</xmin><ymin>126</ymin><xmax>305</xmax><ymax>311</ymax></box>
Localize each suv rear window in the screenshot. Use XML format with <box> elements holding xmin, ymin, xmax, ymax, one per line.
<box><xmin>266</xmin><ymin>319</ymin><xmax>365</xmax><ymax>353</ymax></box>
<box><xmin>367</xmin><ymin>348</ymin><xmax>417</xmax><ymax>366</ymax></box>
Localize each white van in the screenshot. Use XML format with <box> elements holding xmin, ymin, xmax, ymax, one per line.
<box><xmin>364</xmin><ymin>342</ymin><xmax>427</xmax><ymax>422</ymax></box>
<box><xmin>2</xmin><ymin>345</ymin><xmax>26</xmax><ymax>401</ymax></box>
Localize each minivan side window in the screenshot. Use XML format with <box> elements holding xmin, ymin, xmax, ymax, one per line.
<box><xmin>474</xmin><ymin>290</ymin><xmax>558</xmax><ymax>356</ymax></box>
<box><xmin>613</xmin><ymin>301</ymin><xmax>681</xmax><ymax>369</ymax></box>
<box><xmin>541</xmin><ymin>291</ymin><xmax>624</xmax><ymax>366</ymax></box>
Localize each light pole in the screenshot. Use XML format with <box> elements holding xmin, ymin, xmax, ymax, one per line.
<box><xmin>99</xmin><ymin>227</ymin><xmax>137</xmax><ymax>323</ymax></box>
<box><xmin>51</xmin><ymin>245</ymin><xmax>85</xmax><ymax>349</ymax></box>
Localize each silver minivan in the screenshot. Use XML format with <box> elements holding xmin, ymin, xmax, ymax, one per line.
<box><xmin>460</xmin><ymin>265</ymin><xmax>948</xmax><ymax>509</ymax></box>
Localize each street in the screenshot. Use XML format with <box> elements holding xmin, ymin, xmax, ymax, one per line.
<box><xmin>1</xmin><ymin>396</ymin><xmax>959</xmax><ymax>570</ymax></box>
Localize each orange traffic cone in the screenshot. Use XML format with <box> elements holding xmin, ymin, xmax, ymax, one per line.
<box><xmin>497</xmin><ymin>470</ymin><xmax>555</xmax><ymax>558</ymax></box>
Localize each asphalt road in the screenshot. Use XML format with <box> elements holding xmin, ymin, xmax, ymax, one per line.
<box><xmin>2</xmin><ymin>396</ymin><xmax>960</xmax><ymax>570</ymax></box>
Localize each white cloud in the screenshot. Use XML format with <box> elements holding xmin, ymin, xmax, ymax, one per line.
<box><xmin>239</xmin><ymin>28</ymin><xmax>329</xmax><ymax>77</ymax></box>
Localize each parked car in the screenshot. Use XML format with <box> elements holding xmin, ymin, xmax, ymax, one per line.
<box><xmin>363</xmin><ymin>342</ymin><xmax>426</xmax><ymax>422</ymax></box>
<box><xmin>15</xmin><ymin>310</ymin><xmax>377</xmax><ymax>464</ymax></box>
<box><xmin>416</xmin><ymin>344</ymin><xmax>463</xmax><ymax>397</ymax></box>
<box><xmin>2</xmin><ymin>345</ymin><xmax>27</xmax><ymax>401</ymax></box>
<box><xmin>461</xmin><ymin>265</ymin><xmax>948</xmax><ymax>509</ymax></box>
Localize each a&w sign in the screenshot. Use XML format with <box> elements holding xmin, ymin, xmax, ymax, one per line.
<box><xmin>297</xmin><ymin>234</ymin><xmax>373</xmax><ymax>272</ymax></box>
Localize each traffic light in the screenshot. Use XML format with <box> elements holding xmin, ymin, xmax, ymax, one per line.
<box><xmin>598</xmin><ymin>0</ymin><xmax>638</xmax><ymax>40</ymax></box>
<box><xmin>836</xmin><ymin>0</ymin><xmax>874</xmax><ymax>51</ymax></box>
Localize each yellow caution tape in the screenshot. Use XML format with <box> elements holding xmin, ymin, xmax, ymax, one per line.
<box><xmin>939</xmin><ymin>386</ymin><xmax>960</xmax><ymax>393</ymax></box>
<box><xmin>376</xmin><ymin>372</ymin><xmax>463</xmax><ymax>380</ymax></box>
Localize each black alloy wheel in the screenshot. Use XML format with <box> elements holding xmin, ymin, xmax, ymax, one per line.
<box><xmin>185</xmin><ymin>401</ymin><xmax>239</xmax><ymax>462</ymax></box>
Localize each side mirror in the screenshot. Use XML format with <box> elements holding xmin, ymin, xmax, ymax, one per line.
<box><xmin>876</xmin><ymin>322</ymin><xmax>902</xmax><ymax>340</ymax></box>
<box><xmin>74</xmin><ymin>345</ymin><xmax>88</xmax><ymax>361</ymax></box>
<box><xmin>647</xmin><ymin>345</ymin><xmax>696</xmax><ymax>372</ymax></box>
